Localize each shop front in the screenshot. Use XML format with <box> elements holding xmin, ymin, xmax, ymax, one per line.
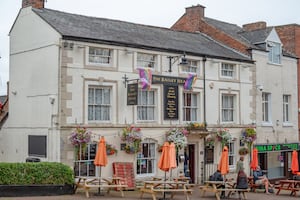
<box><xmin>254</xmin><ymin>143</ymin><xmax>299</xmax><ymax>180</ymax></box>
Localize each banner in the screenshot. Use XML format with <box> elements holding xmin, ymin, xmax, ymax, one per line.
<box><xmin>138</xmin><ymin>68</ymin><xmax>152</xmax><ymax>90</ymax></box>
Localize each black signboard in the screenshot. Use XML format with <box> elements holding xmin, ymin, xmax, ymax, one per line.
<box><xmin>127</xmin><ymin>83</ymin><xmax>138</xmax><ymax>105</ymax></box>
<box><xmin>164</xmin><ymin>85</ymin><xmax>178</xmax><ymax>120</ymax></box>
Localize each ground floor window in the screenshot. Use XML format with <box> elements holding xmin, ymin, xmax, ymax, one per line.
<box><xmin>28</xmin><ymin>135</ymin><xmax>47</xmax><ymax>157</ymax></box>
<box><xmin>136</xmin><ymin>139</ymin><xmax>156</xmax><ymax>176</ymax></box>
<box><xmin>74</xmin><ymin>143</ymin><xmax>96</xmax><ymax>177</ymax></box>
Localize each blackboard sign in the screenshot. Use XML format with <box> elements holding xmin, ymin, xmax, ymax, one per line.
<box><xmin>127</xmin><ymin>83</ymin><xmax>138</xmax><ymax>105</ymax></box>
<box><xmin>164</xmin><ymin>85</ymin><xmax>178</xmax><ymax>120</ymax></box>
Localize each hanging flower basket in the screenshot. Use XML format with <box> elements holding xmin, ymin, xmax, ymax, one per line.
<box><xmin>69</xmin><ymin>127</ymin><xmax>92</xmax><ymax>160</ymax></box>
<box><xmin>216</xmin><ymin>128</ymin><xmax>232</xmax><ymax>148</ymax></box>
<box><xmin>121</xmin><ymin>125</ymin><xmax>142</xmax><ymax>154</ymax></box>
<box><xmin>166</xmin><ymin>127</ymin><xmax>188</xmax><ymax>150</ymax></box>
<box><xmin>240</xmin><ymin>127</ymin><xmax>257</xmax><ymax>148</ymax></box>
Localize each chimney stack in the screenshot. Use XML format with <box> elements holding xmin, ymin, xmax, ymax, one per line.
<box><xmin>22</xmin><ymin>0</ymin><xmax>45</xmax><ymax>9</ymax></box>
<box><xmin>185</xmin><ymin>4</ymin><xmax>206</xmax><ymax>19</ymax></box>
<box><xmin>243</xmin><ymin>21</ymin><xmax>267</xmax><ymax>31</ymax></box>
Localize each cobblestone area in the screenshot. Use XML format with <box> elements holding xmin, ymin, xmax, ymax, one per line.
<box><xmin>0</xmin><ymin>186</ymin><xmax>298</xmax><ymax>200</ymax></box>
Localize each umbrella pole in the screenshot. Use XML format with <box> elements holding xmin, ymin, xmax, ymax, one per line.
<box><xmin>96</xmin><ymin>166</ymin><xmax>104</xmax><ymax>196</ymax></box>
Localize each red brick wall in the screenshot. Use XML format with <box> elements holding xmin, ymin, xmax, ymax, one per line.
<box><xmin>22</xmin><ymin>0</ymin><xmax>44</xmax><ymax>9</ymax></box>
<box><xmin>242</xmin><ymin>22</ymin><xmax>267</xmax><ymax>31</ymax></box>
<box><xmin>171</xmin><ymin>6</ymin><xmax>250</xmax><ymax>55</ymax></box>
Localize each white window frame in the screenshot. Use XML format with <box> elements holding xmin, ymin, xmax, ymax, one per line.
<box><xmin>283</xmin><ymin>95</ymin><xmax>292</xmax><ymax>126</ymax></box>
<box><xmin>183</xmin><ymin>92</ymin><xmax>200</xmax><ymax>122</ymax></box>
<box><xmin>221</xmin><ymin>94</ymin><xmax>236</xmax><ymax>123</ymax></box>
<box><xmin>220</xmin><ymin>63</ymin><xmax>236</xmax><ymax>79</ymax></box>
<box><xmin>136</xmin><ymin>138</ymin><xmax>156</xmax><ymax>177</ymax></box>
<box><xmin>137</xmin><ymin>89</ymin><xmax>156</xmax><ymax>122</ymax></box>
<box><xmin>262</xmin><ymin>92</ymin><xmax>272</xmax><ymax>125</ymax></box>
<box><xmin>267</xmin><ymin>42</ymin><xmax>281</xmax><ymax>64</ymax></box>
<box><xmin>87</xmin><ymin>46</ymin><xmax>112</xmax><ymax>66</ymax></box>
<box><xmin>137</xmin><ymin>53</ymin><xmax>156</xmax><ymax>69</ymax></box>
<box><xmin>227</xmin><ymin>140</ymin><xmax>236</xmax><ymax>170</ymax></box>
<box><xmin>88</xmin><ymin>86</ymin><xmax>112</xmax><ymax>122</ymax></box>
<box><xmin>181</xmin><ymin>59</ymin><xmax>199</xmax><ymax>74</ymax></box>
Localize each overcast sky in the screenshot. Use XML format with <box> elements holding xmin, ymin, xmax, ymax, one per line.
<box><xmin>0</xmin><ymin>0</ymin><xmax>299</xmax><ymax>95</ymax></box>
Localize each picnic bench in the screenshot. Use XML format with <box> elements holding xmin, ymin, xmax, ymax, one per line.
<box><xmin>140</xmin><ymin>180</ymin><xmax>193</xmax><ymax>200</ymax></box>
<box><xmin>75</xmin><ymin>176</ymin><xmax>128</xmax><ymax>198</ymax></box>
<box><xmin>275</xmin><ymin>179</ymin><xmax>300</xmax><ymax>196</ymax></box>
<box><xmin>199</xmin><ymin>180</ymin><xmax>249</xmax><ymax>200</ymax></box>
<box><xmin>247</xmin><ymin>176</ymin><xmax>261</xmax><ymax>192</ymax></box>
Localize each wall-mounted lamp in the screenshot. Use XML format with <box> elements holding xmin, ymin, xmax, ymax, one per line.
<box><xmin>167</xmin><ymin>52</ymin><xmax>189</xmax><ymax>72</ymax></box>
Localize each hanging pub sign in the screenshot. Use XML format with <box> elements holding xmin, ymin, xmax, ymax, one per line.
<box><xmin>164</xmin><ymin>85</ymin><xmax>178</xmax><ymax>120</ymax></box>
<box><xmin>127</xmin><ymin>83</ymin><xmax>138</xmax><ymax>105</ymax></box>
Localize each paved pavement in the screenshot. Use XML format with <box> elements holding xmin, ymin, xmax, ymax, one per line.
<box><xmin>0</xmin><ymin>187</ymin><xmax>298</xmax><ymax>200</ymax></box>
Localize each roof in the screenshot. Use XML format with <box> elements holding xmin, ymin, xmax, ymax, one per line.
<box><xmin>32</xmin><ymin>8</ymin><xmax>253</xmax><ymax>63</ymax></box>
<box><xmin>239</xmin><ymin>27</ymin><xmax>273</xmax><ymax>45</ymax></box>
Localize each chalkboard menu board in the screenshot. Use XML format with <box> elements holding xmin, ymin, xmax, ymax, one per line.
<box><xmin>127</xmin><ymin>83</ymin><xmax>138</xmax><ymax>105</ymax></box>
<box><xmin>164</xmin><ymin>85</ymin><xmax>178</xmax><ymax>120</ymax></box>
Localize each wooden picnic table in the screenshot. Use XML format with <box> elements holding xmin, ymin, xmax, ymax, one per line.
<box><xmin>199</xmin><ymin>180</ymin><xmax>249</xmax><ymax>200</ymax></box>
<box><xmin>275</xmin><ymin>179</ymin><xmax>300</xmax><ymax>196</ymax></box>
<box><xmin>139</xmin><ymin>180</ymin><xmax>193</xmax><ymax>200</ymax></box>
<box><xmin>74</xmin><ymin>176</ymin><xmax>128</xmax><ymax>198</ymax></box>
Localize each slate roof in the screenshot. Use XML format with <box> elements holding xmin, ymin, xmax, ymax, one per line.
<box><xmin>32</xmin><ymin>8</ymin><xmax>253</xmax><ymax>63</ymax></box>
<box><xmin>239</xmin><ymin>27</ymin><xmax>273</xmax><ymax>46</ymax></box>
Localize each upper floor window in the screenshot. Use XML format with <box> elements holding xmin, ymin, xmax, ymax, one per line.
<box><xmin>283</xmin><ymin>95</ymin><xmax>291</xmax><ymax>123</ymax></box>
<box><xmin>221</xmin><ymin>94</ymin><xmax>235</xmax><ymax>122</ymax></box>
<box><xmin>267</xmin><ymin>42</ymin><xmax>281</xmax><ymax>64</ymax></box>
<box><xmin>137</xmin><ymin>90</ymin><xmax>155</xmax><ymax>121</ymax></box>
<box><xmin>136</xmin><ymin>139</ymin><xmax>156</xmax><ymax>176</ymax></box>
<box><xmin>88</xmin><ymin>47</ymin><xmax>111</xmax><ymax>64</ymax></box>
<box><xmin>262</xmin><ymin>92</ymin><xmax>271</xmax><ymax>123</ymax></box>
<box><xmin>137</xmin><ymin>53</ymin><xmax>156</xmax><ymax>68</ymax></box>
<box><xmin>182</xmin><ymin>60</ymin><xmax>198</xmax><ymax>73</ymax></box>
<box><xmin>221</xmin><ymin>63</ymin><xmax>236</xmax><ymax>79</ymax></box>
<box><xmin>183</xmin><ymin>92</ymin><xmax>199</xmax><ymax>122</ymax></box>
<box><xmin>88</xmin><ymin>87</ymin><xmax>111</xmax><ymax>121</ymax></box>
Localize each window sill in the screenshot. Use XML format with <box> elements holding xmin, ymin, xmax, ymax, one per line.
<box><xmin>282</xmin><ymin>122</ymin><xmax>293</xmax><ymax>127</ymax></box>
<box><xmin>261</xmin><ymin>122</ymin><xmax>273</xmax><ymax>127</ymax></box>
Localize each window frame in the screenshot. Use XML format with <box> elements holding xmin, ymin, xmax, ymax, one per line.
<box><xmin>136</xmin><ymin>139</ymin><xmax>156</xmax><ymax>177</ymax></box>
<box><xmin>220</xmin><ymin>63</ymin><xmax>236</xmax><ymax>79</ymax></box>
<box><xmin>137</xmin><ymin>89</ymin><xmax>156</xmax><ymax>122</ymax></box>
<box><xmin>227</xmin><ymin>140</ymin><xmax>236</xmax><ymax>170</ymax></box>
<box><xmin>28</xmin><ymin>135</ymin><xmax>47</xmax><ymax>158</ymax></box>
<box><xmin>181</xmin><ymin>59</ymin><xmax>199</xmax><ymax>74</ymax></box>
<box><xmin>88</xmin><ymin>86</ymin><xmax>112</xmax><ymax>122</ymax></box>
<box><xmin>283</xmin><ymin>94</ymin><xmax>292</xmax><ymax>126</ymax></box>
<box><xmin>86</xmin><ymin>46</ymin><xmax>112</xmax><ymax>66</ymax></box>
<box><xmin>267</xmin><ymin>42</ymin><xmax>281</xmax><ymax>64</ymax></box>
<box><xmin>221</xmin><ymin>94</ymin><xmax>236</xmax><ymax>123</ymax></box>
<box><xmin>262</xmin><ymin>92</ymin><xmax>272</xmax><ymax>125</ymax></box>
<box><xmin>183</xmin><ymin>92</ymin><xmax>200</xmax><ymax>122</ymax></box>
<box><xmin>137</xmin><ymin>53</ymin><xmax>156</xmax><ymax>69</ymax></box>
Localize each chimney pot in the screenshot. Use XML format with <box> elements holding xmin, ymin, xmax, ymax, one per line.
<box><xmin>22</xmin><ymin>0</ymin><xmax>45</xmax><ymax>9</ymax></box>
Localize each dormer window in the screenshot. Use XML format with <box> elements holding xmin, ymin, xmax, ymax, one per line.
<box><xmin>267</xmin><ymin>42</ymin><xmax>281</xmax><ymax>64</ymax></box>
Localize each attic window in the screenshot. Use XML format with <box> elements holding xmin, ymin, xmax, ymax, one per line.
<box><xmin>267</xmin><ymin>42</ymin><xmax>281</xmax><ymax>64</ymax></box>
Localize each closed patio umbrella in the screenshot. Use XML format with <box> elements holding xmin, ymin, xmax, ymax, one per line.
<box><xmin>169</xmin><ymin>142</ymin><xmax>177</xmax><ymax>179</ymax></box>
<box><xmin>218</xmin><ymin>146</ymin><xmax>229</xmax><ymax>175</ymax></box>
<box><xmin>291</xmin><ymin>150</ymin><xmax>299</xmax><ymax>174</ymax></box>
<box><xmin>94</xmin><ymin>136</ymin><xmax>108</xmax><ymax>195</ymax></box>
<box><xmin>157</xmin><ymin>142</ymin><xmax>170</xmax><ymax>200</ymax></box>
<box><xmin>250</xmin><ymin>148</ymin><xmax>258</xmax><ymax>170</ymax></box>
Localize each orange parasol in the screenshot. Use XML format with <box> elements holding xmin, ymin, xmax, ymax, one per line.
<box><xmin>158</xmin><ymin>142</ymin><xmax>170</xmax><ymax>172</ymax></box>
<box><xmin>218</xmin><ymin>146</ymin><xmax>229</xmax><ymax>175</ymax></box>
<box><xmin>291</xmin><ymin>150</ymin><xmax>299</xmax><ymax>174</ymax></box>
<box><xmin>169</xmin><ymin>142</ymin><xmax>177</xmax><ymax>179</ymax></box>
<box><xmin>94</xmin><ymin>136</ymin><xmax>108</xmax><ymax>195</ymax></box>
<box><xmin>250</xmin><ymin>148</ymin><xmax>258</xmax><ymax>170</ymax></box>
<box><xmin>94</xmin><ymin>136</ymin><xmax>108</xmax><ymax>167</ymax></box>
